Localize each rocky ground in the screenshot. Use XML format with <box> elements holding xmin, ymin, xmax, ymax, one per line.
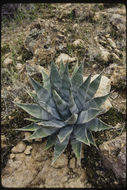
<box><xmin>1</xmin><ymin>3</ymin><xmax>126</xmax><ymax>188</ymax></box>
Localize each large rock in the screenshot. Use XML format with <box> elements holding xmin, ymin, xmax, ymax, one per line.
<box><xmin>2</xmin><ymin>141</ymin><xmax>91</xmax><ymax>188</ymax></box>
<box><xmin>99</xmin><ymin>132</ymin><xmax>126</xmax><ymax>179</ymax></box>
<box><xmin>55</xmin><ymin>53</ymin><xmax>77</xmax><ymax>65</ymax></box>
<box><xmin>84</xmin><ymin>74</ymin><xmax>112</xmax><ymax>113</ymax></box>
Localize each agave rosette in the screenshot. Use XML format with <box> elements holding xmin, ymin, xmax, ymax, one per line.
<box><xmin>15</xmin><ymin>61</ymin><xmax>112</xmax><ymax>165</ymax></box>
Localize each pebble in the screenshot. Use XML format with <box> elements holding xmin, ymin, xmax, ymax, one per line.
<box><xmin>17</xmin><ymin>55</ymin><xmax>22</xmax><ymax>61</ymax></box>
<box><xmin>24</xmin><ymin>132</ymin><xmax>33</xmax><ymax>143</ymax></box>
<box><xmin>24</xmin><ymin>146</ymin><xmax>32</xmax><ymax>155</ymax></box>
<box><xmin>111</xmin><ymin>53</ymin><xmax>120</xmax><ymax>61</ymax></box>
<box><xmin>16</xmin><ymin>63</ymin><xmax>23</xmax><ymax>70</ymax></box>
<box><xmin>73</xmin><ymin>39</ymin><xmax>84</xmax><ymax>47</ymax></box>
<box><xmin>11</xmin><ymin>141</ymin><xmax>26</xmax><ymax>153</ymax></box>
<box><xmin>92</xmin><ymin>64</ymin><xmax>98</xmax><ymax>69</ymax></box>
<box><xmin>10</xmin><ymin>154</ymin><xmax>15</xmax><ymax>159</ymax></box>
<box><xmin>73</xmin><ymin>23</ymin><xmax>79</xmax><ymax>30</ymax></box>
<box><xmin>6</xmin><ymin>86</ymin><xmax>11</xmax><ymax>91</ymax></box>
<box><xmin>110</xmin><ymin>92</ymin><xmax>118</xmax><ymax>99</ymax></box>
<box><xmin>1</xmin><ymin>135</ymin><xmax>7</xmax><ymax>148</ymax></box>
<box><xmin>4</xmin><ymin>57</ymin><xmax>12</xmax><ymax>67</ymax></box>
<box><xmin>107</xmin><ymin>38</ymin><xmax>116</xmax><ymax>48</ymax></box>
<box><xmin>35</xmin><ymin>138</ymin><xmax>42</xmax><ymax>142</ymax></box>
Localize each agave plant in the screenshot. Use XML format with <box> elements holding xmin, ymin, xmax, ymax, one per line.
<box><xmin>15</xmin><ymin>61</ymin><xmax>112</xmax><ymax>165</ymax></box>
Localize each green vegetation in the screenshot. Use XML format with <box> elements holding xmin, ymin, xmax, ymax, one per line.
<box><xmin>15</xmin><ymin>61</ymin><xmax>112</xmax><ymax>165</ymax></box>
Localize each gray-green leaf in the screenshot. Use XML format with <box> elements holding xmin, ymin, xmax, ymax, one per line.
<box><xmin>77</xmin><ymin>108</ymin><xmax>101</xmax><ymax>124</ymax></box>
<box><xmin>28</xmin><ymin>127</ymin><xmax>58</xmax><ymax>139</ymax></box>
<box><xmin>38</xmin><ymin>119</ymin><xmax>65</xmax><ymax>128</ymax></box>
<box><xmin>71</xmin><ymin>64</ymin><xmax>83</xmax><ymax>93</ymax></box>
<box><xmin>44</xmin><ymin>134</ymin><xmax>57</xmax><ymax>150</ymax></box>
<box><xmin>69</xmin><ymin>89</ymin><xmax>79</xmax><ymax>114</ymax></box>
<box><xmin>42</xmin><ymin>70</ymin><xmax>50</xmax><ymax>91</ymax></box>
<box><xmin>85</xmin><ymin>73</ymin><xmax>102</xmax><ymax>102</ymax></box>
<box><xmin>59</xmin><ymin>60</ymin><xmax>65</xmax><ymax>77</ymax></box>
<box><xmin>16</xmin><ymin>123</ymin><xmax>40</xmax><ymax>131</ymax></box>
<box><xmin>71</xmin><ymin>139</ymin><xmax>82</xmax><ymax>165</ymax></box>
<box><xmin>74</xmin><ymin>125</ymin><xmax>90</xmax><ymax>146</ymax></box>
<box><xmin>50</xmin><ymin>61</ymin><xmax>62</xmax><ymax>89</ymax></box>
<box><xmin>15</xmin><ymin>103</ymin><xmax>43</xmax><ymax>119</ymax></box>
<box><xmin>57</xmin><ymin>125</ymin><xmax>73</xmax><ymax>143</ymax></box>
<box><xmin>83</xmin><ymin>94</ymin><xmax>110</xmax><ymax>111</ymax></box>
<box><xmin>77</xmin><ymin>74</ymin><xmax>91</xmax><ymax>110</ymax></box>
<box><xmin>87</xmin><ymin>130</ymin><xmax>98</xmax><ymax>148</ymax></box>
<box><xmin>53</xmin><ymin>90</ymin><xmax>71</xmax><ymax>120</ymax></box>
<box><xmin>87</xmin><ymin>118</ymin><xmax>113</xmax><ymax>132</ymax></box>
<box><xmin>64</xmin><ymin>114</ymin><xmax>78</xmax><ymax>125</ymax></box>
<box><xmin>52</xmin><ymin>135</ymin><xmax>70</xmax><ymax>164</ymax></box>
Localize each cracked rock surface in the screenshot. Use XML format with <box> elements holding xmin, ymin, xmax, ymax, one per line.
<box><xmin>2</xmin><ymin>141</ymin><xmax>92</xmax><ymax>188</ymax></box>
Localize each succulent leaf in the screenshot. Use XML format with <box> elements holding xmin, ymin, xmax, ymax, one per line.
<box><xmin>15</xmin><ymin>103</ymin><xmax>43</xmax><ymax>119</ymax></box>
<box><xmin>24</xmin><ymin>117</ymin><xmax>41</xmax><ymax>122</ymax></box>
<box><xmin>77</xmin><ymin>74</ymin><xmax>91</xmax><ymax>110</ymax></box>
<box><xmin>28</xmin><ymin>127</ymin><xmax>58</xmax><ymax>140</ymax></box>
<box><xmin>29</xmin><ymin>76</ymin><xmax>55</xmax><ymax>107</ymax></box>
<box><xmin>50</xmin><ymin>61</ymin><xmax>62</xmax><ymax>89</ymax></box>
<box><xmin>87</xmin><ymin>118</ymin><xmax>112</xmax><ymax>131</ymax></box>
<box><xmin>52</xmin><ymin>135</ymin><xmax>70</xmax><ymax>164</ymax></box>
<box><xmin>38</xmin><ymin>119</ymin><xmax>65</xmax><ymax>128</ymax></box>
<box><xmin>16</xmin><ymin>123</ymin><xmax>40</xmax><ymax>131</ymax></box>
<box><xmin>41</xmin><ymin>108</ymin><xmax>54</xmax><ymax>120</ymax></box>
<box><xmin>60</xmin><ymin>63</ymin><xmax>71</xmax><ymax>102</ymax></box>
<box><xmin>38</xmin><ymin>100</ymin><xmax>61</xmax><ymax>120</ymax></box>
<box><xmin>44</xmin><ymin>134</ymin><xmax>57</xmax><ymax>150</ymax></box>
<box><xmin>74</xmin><ymin>125</ymin><xmax>90</xmax><ymax>146</ymax></box>
<box><xmin>83</xmin><ymin>93</ymin><xmax>110</xmax><ymax>111</ymax></box>
<box><xmin>42</xmin><ymin>70</ymin><xmax>50</xmax><ymax>91</ymax></box>
<box><xmin>85</xmin><ymin>73</ymin><xmax>102</xmax><ymax>102</ymax></box>
<box><xmin>77</xmin><ymin>108</ymin><xmax>101</xmax><ymax>124</ymax></box>
<box><xmin>69</xmin><ymin>89</ymin><xmax>79</xmax><ymax>114</ymax></box>
<box><xmin>87</xmin><ymin>130</ymin><xmax>98</xmax><ymax>148</ymax></box>
<box><xmin>57</xmin><ymin>125</ymin><xmax>73</xmax><ymax>143</ymax></box>
<box><xmin>71</xmin><ymin>63</ymin><xmax>83</xmax><ymax>92</ymax></box>
<box><xmin>59</xmin><ymin>60</ymin><xmax>65</xmax><ymax>77</ymax></box>
<box><xmin>64</xmin><ymin>114</ymin><xmax>78</xmax><ymax>125</ymax></box>
<box><xmin>53</xmin><ymin>90</ymin><xmax>71</xmax><ymax>120</ymax></box>
<box><xmin>71</xmin><ymin>140</ymin><xmax>82</xmax><ymax>165</ymax></box>
<box><xmin>71</xmin><ymin>63</ymin><xmax>79</xmax><ymax>78</ymax></box>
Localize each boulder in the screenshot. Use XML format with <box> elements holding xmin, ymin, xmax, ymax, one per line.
<box><xmin>99</xmin><ymin>132</ymin><xmax>126</xmax><ymax>179</ymax></box>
